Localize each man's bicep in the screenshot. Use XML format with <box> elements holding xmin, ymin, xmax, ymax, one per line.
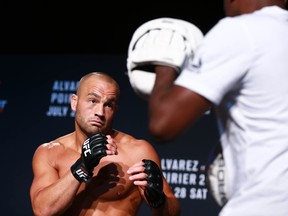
<box><xmin>30</xmin><ymin>147</ymin><xmax>59</xmax><ymax>198</ymax></box>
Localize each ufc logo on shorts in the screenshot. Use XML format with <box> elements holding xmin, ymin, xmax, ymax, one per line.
<box><xmin>83</xmin><ymin>139</ymin><xmax>92</xmax><ymax>157</ymax></box>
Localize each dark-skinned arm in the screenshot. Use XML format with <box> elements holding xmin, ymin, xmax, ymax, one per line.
<box><xmin>149</xmin><ymin>65</ymin><xmax>212</xmax><ymax>143</ymax></box>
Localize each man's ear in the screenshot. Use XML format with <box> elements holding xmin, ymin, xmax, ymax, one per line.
<box><xmin>70</xmin><ymin>94</ymin><xmax>77</xmax><ymax>111</ymax></box>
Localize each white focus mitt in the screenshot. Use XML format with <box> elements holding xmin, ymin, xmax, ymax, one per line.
<box><xmin>126</xmin><ymin>17</ymin><xmax>204</xmax><ymax>100</ymax></box>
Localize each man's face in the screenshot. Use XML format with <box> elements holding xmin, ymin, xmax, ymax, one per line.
<box><xmin>74</xmin><ymin>77</ymin><xmax>118</xmax><ymax>135</ymax></box>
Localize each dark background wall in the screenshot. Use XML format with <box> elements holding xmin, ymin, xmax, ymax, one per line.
<box><xmin>1</xmin><ymin>2</ymin><xmax>226</xmax><ymax>215</ymax></box>
<box><xmin>1</xmin><ymin>2</ymin><xmax>225</xmax><ymax>54</ymax></box>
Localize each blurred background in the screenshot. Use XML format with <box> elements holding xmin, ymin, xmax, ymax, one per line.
<box><xmin>0</xmin><ymin>2</ymin><xmax>226</xmax><ymax>215</ymax></box>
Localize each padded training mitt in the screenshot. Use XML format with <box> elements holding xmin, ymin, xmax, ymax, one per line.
<box><xmin>127</xmin><ymin>17</ymin><xmax>204</xmax><ymax>100</ymax></box>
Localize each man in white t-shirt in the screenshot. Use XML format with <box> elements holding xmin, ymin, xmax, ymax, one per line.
<box><xmin>127</xmin><ymin>0</ymin><xmax>288</xmax><ymax>215</ymax></box>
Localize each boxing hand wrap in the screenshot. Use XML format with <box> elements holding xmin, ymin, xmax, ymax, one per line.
<box><xmin>71</xmin><ymin>133</ymin><xmax>108</xmax><ymax>183</ymax></box>
<box><xmin>143</xmin><ymin>159</ymin><xmax>166</xmax><ymax>208</ymax></box>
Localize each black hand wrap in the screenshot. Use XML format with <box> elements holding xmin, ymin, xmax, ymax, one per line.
<box><xmin>71</xmin><ymin>133</ymin><xmax>108</xmax><ymax>183</ymax></box>
<box><xmin>143</xmin><ymin>159</ymin><xmax>166</xmax><ymax>208</ymax></box>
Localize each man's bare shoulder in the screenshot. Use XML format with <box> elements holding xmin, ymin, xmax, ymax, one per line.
<box><xmin>42</xmin><ymin>141</ymin><xmax>61</xmax><ymax>149</ymax></box>
<box><xmin>32</xmin><ymin>132</ymin><xmax>78</xmax><ymax>173</ymax></box>
<box><xmin>34</xmin><ymin>132</ymin><xmax>74</xmax><ymax>156</ymax></box>
<box><xmin>113</xmin><ymin>130</ymin><xmax>159</xmax><ymax>160</ymax></box>
<box><xmin>113</xmin><ymin>130</ymin><xmax>151</xmax><ymax>147</ymax></box>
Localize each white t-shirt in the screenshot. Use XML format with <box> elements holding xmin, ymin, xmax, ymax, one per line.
<box><xmin>175</xmin><ymin>6</ymin><xmax>288</xmax><ymax>216</ymax></box>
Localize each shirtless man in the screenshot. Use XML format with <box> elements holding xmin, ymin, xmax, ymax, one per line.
<box><xmin>30</xmin><ymin>72</ymin><xmax>180</xmax><ymax>216</ymax></box>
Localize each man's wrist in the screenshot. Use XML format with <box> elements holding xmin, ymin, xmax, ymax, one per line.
<box><xmin>145</xmin><ymin>192</ymin><xmax>166</xmax><ymax>208</ymax></box>
<box><xmin>71</xmin><ymin>158</ymin><xmax>92</xmax><ymax>183</ymax></box>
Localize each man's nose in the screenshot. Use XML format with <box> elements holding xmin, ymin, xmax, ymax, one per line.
<box><xmin>94</xmin><ymin>104</ymin><xmax>104</xmax><ymax>116</ymax></box>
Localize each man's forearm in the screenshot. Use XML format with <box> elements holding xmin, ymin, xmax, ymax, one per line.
<box><xmin>31</xmin><ymin>172</ymin><xmax>80</xmax><ymax>216</ymax></box>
